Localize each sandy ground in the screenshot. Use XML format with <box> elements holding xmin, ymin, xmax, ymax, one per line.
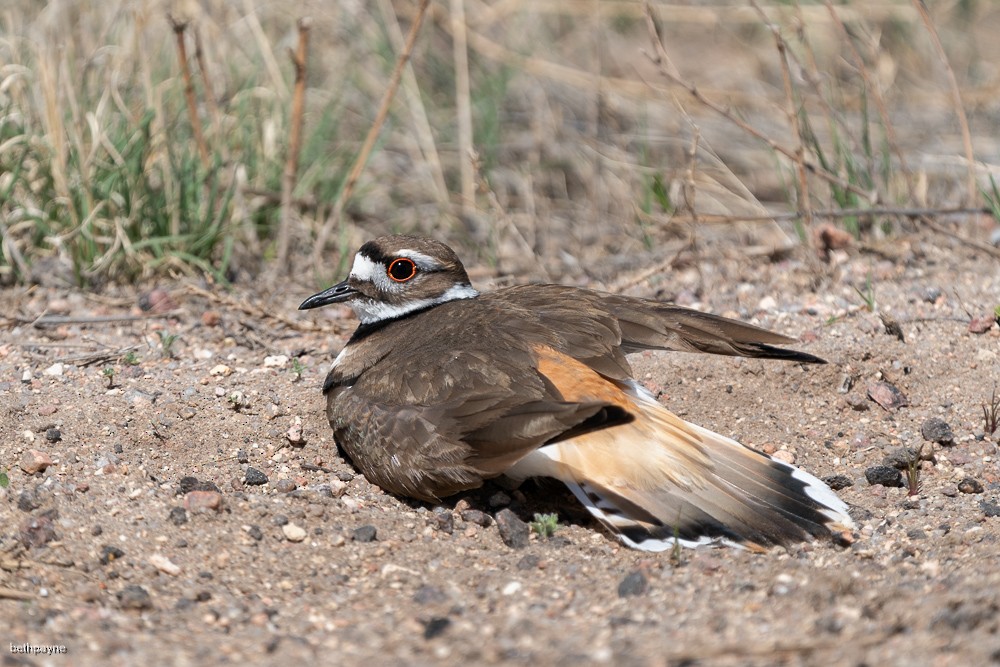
<box><xmin>2</xmin><ymin>231</ymin><xmax>1000</xmax><ymax>667</ymax></box>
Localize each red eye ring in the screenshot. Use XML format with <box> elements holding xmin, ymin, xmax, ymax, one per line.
<box><xmin>387</xmin><ymin>257</ymin><xmax>417</xmax><ymax>282</ymax></box>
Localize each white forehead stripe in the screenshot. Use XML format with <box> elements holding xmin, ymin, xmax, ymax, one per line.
<box><xmin>396</xmin><ymin>249</ymin><xmax>443</xmax><ymax>271</ymax></box>
<box><xmin>349</xmin><ymin>254</ymin><xmax>379</xmax><ymax>281</ymax></box>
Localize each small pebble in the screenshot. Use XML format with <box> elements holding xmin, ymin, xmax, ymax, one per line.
<box><xmin>169</xmin><ymin>507</ymin><xmax>188</xmax><ymax>525</ymax></box>
<box><xmin>274</xmin><ymin>479</ymin><xmax>297</xmax><ymax>493</ymax></box>
<box><xmin>823</xmin><ymin>474</ymin><xmax>854</xmax><ymax>491</ymax></box>
<box><xmin>149</xmin><ymin>554</ymin><xmax>181</xmax><ymax>576</ymax></box>
<box><xmin>867</xmin><ymin>382</ymin><xmax>908</xmax><ymax>411</ymax></box>
<box><xmin>517</xmin><ymin>554</ymin><xmax>540</xmax><ymax>570</ymax></box>
<box><xmin>100</xmin><ymin>545</ymin><xmax>126</xmax><ymax>565</ymax></box>
<box><xmin>865</xmin><ymin>465</ymin><xmax>904</xmax><ymax>488</ymax></box>
<box><xmin>118</xmin><ymin>585</ymin><xmax>153</xmax><ymax>611</ymax></box>
<box><xmin>44</xmin><ymin>428</ymin><xmax>61</xmax><ymax>442</ymax></box>
<box><xmin>282</xmin><ymin>523</ymin><xmax>307</xmax><ymax>542</ymax></box>
<box><xmin>488</xmin><ymin>491</ymin><xmax>511</xmax><ymax>508</ymax></box>
<box><xmin>422</xmin><ymin>617</ymin><xmax>450</xmax><ymax>640</ymax></box>
<box><xmin>921</xmin><ymin>418</ymin><xmax>954</xmax><ymax>445</ymax></box>
<box><xmin>19</xmin><ymin>449</ymin><xmax>54</xmax><ymax>474</ymax></box>
<box><xmin>618</xmin><ymin>571</ymin><xmax>649</xmax><ymax>598</ymax></box>
<box><xmin>236</xmin><ymin>449</ymin><xmax>249</xmax><ymax>464</ymax></box>
<box><xmin>843</xmin><ymin>393</ymin><xmax>869</xmax><ymax>411</ymax></box>
<box><xmin>495</xmin><ymin>509</ymin><xmax>529</xmax><ymax>549</ymax></box>
<box><xmin>244</xmin><ymin>467</ymin><xmax>268</xmax><ymax>486</ymax></box>
<box><xmin>430</xmin><ymin>508</ymin><xmax>454</xmax><ymax>534</ymax></box>
<box><xmin>247</xmin><ymin>525</ymin><xmax>264</xmax><ymax>541</ymax></box>
<box><xmin>17</xmin><ymin>490</ymin><xmax>40</xmax><ymax>512</ymax></box>
<box><xmin>958</xmin><ymin>478</ymin><xmax>984</xmax><ymax>494</ymax></box>
<box><xmin>460</xmin><ymin>509</ymin><xmax>492</xmax><ymax>527</ymax></box>
<box><xmin>352</xmin><ymin>525</ymin><xmax>377</xmax><ymax>543</ymax></box>
<box><xmin>981</xmin><ymin>501</ymin><xmax>1000</xmax><ymax>518</ymax></box>
<box><xmin>183</xmin><ymin>491</ymin><xmax>223</xmax><ymax>513</ymax></box>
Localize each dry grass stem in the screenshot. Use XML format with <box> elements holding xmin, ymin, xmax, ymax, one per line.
<box><xmin>910</xmin><ymin>0</ymin><xmax>977</xmax><ymax>204</ymax></box>
<box><xmin>275</xmin><ymin>17</ymin><xmax>311</xmax><ymax>274</ymax></box>
<box><xmin>377</xmin><ymin>0</ymin><xmax>449</xmax><ymax>206</ymax></box>
<box><xmin>169</xmin><ymin>15</ymin><xmax>210</xmax><ymax>170</ymax></box>
<box><xmin>311</xmin><ymin>0</ymin><xmax>433</xmax><ymax>273</ymax></box>
<box><xmin>751</xmin><ymin>1</ymin><xmax>814</xmax><ymax>229</ymax></box>
<box><xmin>641</xmin><ymin>3</ymin><xmax>872</xmax><ymax>206</ymax></box>
<box><xmin>451</xmin><ymin>0</ymin><xmax>475</xmax><ymax>214</ymax></box>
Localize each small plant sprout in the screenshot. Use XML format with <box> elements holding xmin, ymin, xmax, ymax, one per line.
<box><xmin>853</xmin><ymin>273</ymin><xmax>876</xmax><ymax>312</ymax></box>
<box><xmin>905</xmin><ymin>443</ymin><xmax>926</xmax><ymax>497</ymax></box>
<box><xmin>123</xmin><ymin>350</ymin><xmax>140</xmax><ymax>366</ymax></box>
<box><xmin>158</xmin><ymin>331</ymin><xmax>179</xmax><ymax>358</ymax></box>
<box><xmin>103</xmin><ymin>366</ymin><xmax>116</xmax><ymax>388</ymax></box>
<box><xmin>984</xmin><ymin>387</ymin><xmax>1000</xmax><ymax>437</ymax></box>
<box><xmin>290</xmin><ymin>357</ymin><xmax>305</xmax><ymax>382</ymax></box>
<box><xmin>0</xmin><ymin>468</ymin><xmax>8</xmax><ymax>489</ymax></box>
<box><xmin>530</xmin><ymin>513</ymin><xmax>560</xmax><ymax>538</ymax></box>
<box><xmin>671</xmin><ymin>523</ymin><xmax>683</xmax><ymax>566</ymax></box>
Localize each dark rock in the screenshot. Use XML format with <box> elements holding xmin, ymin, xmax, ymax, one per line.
<box><xmin>488</xmin><ymin>491</ymin><xmax>511</xmax><ymax>508</ymax></box>
<box><xmin>19</xmin><ymin>512</ymin><xmax>58</xmax><ymax>548</ymax></box>
<box><xmin>422</xmin><ymin>617</ymin><xmax>451</xmax><ymax>640</ymax></box>
<box><xmin>118</xmin><ymin>584</ymin><xmax>153</xmax><ymax>611</ymax></box>
<box><xmin>177</xmin><ymin>476</ymin><xmax>220</xmax><ymax>495</ymax></box>
<box><xmin>517</xmin><ymin>554</ymin><xmax>540</xmax><ymax>570</ymax></box>
<box><xmin>100</xmin><ymin>545</ymin><xmax>126</xmax><ymax>565</ymax></box>
<box><xmin>495</xmin><ymin>509</ymin><xmax>529</xmax><ymax>549</ymax></box>
<box><xmin>883</xmin><ymin>447</ymin><xmax>923</xmax><ymax>470</ymax></box>
<box><xmin>823</xmin><ymin>474</ymin><xmax>854</xmax><ymax>491</ymax></box>
<box><xmin>236</xmin><ymin>449</ymin><xmax>249</xmax><ymax>464</ymax></box>
<box><xmin>906</xmin><ymin>528</ymin><xmax>927</xmax><ymax>540</ymax></box>
<box><xmin>244</xmin><ymin>467</ymin><xmax>268</xmax><ymax>486</ymax></box>
<box><xmin>867</xmin><ymin>382</ymin><xmax>908</xmax><ymax>411</ymax></box>
<box><xmin>335</xmin><ymin>471</ymin><xmax>354</xmax><ymax>482</ymax></box>
<box><xmin>865</xmin><ymin>465</ymin><xmax>904</xmax><ymax>488</ymax></box>
<box><xmin>430</xmin><ymin>508</ymin><xmax>454</xmax><ymax>534</ymax></box>
<box><xmin>45</xmin><ymin>428</ymin><xmax>62</xmax><ymax>442</ymax></box>
<box><xmin>843</xmin><ymin>393</ymin><xmax>869</xmax><ymax>411</ymax></box>
<box><xmin>921</xmin><ymin>418</ymin><xmax>954</xmax><ymax>445</ymax></box>
<box><xmin>980</xmin><ymin>501</ymin><xmax>1000</xmax><ymax>518</ymax></box>
<box><xmin>413</xmin><ymin>585</ymin><xmax>448</xmax><ymax>606</ymax></box>
<box><xmin>91</xmin><ymin>525</ymin><xmax>103</xmax><ymax>536</ymax></box>
<box><xmin>352</xmin><ymin>525</ymin><xmax>377</xmax><ymax>543</ymax></box>
<box><xmin>460</xmin><ymin>509</ymin><xmax>492</xmax><ymax>527</ymax></box>
<box><xmin>958</xmin><ymin>478</ymin><xmax>984</xmax><ymax>494</ymax></box>
<box><xmin>273</xmin><ymin>514</ymin><xmax>289</xmax><ymax>526</ymax></box>
<box><xmin>169</xmin><ymin>507</ymin><xmax>188</xmax><ymax>525</ymax></box>
<box><xmin>618</xmin><ymin>570</ymin><xmax>649</xmax><ymax>598</ymax></box>
<box><xmin>17</xmin><ymin>490</ymin><xmax>40</xmax><ymax>512</ymax></box>
<box><xmin>921</xmin><ymin>287</ymin><xmax>942</xmax><ymax>303</ymax></box>
<box><xmin>247</xmin><ymin>525</ymin><xmax>264</xmax><ymax>541</ymax></box>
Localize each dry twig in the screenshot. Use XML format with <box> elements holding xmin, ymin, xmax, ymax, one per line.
<box><xmin>168</xmin><ymin>15</ymin><xmax>210</xmax><ymax>170</ymax></box>
<box><xmin>275</xmin><ymin>18</ymin><xmax>311</xmax><ymax>273</ymax></box>
<box><xmin>311</xmin><ymin>0</ymin><xmax>432</xmax><ymax>273</ymax></box>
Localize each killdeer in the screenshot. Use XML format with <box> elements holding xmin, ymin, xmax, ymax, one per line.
<box><xmin>300</xmin><ymin>235</ymin><xmax>854</xmax><ymax>551</ymax></box>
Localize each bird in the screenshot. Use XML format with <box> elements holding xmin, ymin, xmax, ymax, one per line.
<box><xmin>299</xmin><ymin>235</ymin><xmax>854</xmax><ymax>552</ymax></box>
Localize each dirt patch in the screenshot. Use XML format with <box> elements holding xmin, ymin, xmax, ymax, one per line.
<box><xmin>2</xmin><ymin>233</ymin><xmax>999</xmax><ymax>666</ymax></box>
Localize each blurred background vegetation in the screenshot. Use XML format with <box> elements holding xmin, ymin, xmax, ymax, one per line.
<box><xmin>1</xmin><ymin>0</ymin><xmax>998</xmax><ymax>289</ymax></box>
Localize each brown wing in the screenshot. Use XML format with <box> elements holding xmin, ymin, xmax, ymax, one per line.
<box><xmin>324</xmin><ymin>285</ymin><xmax>822</xmax><ymax>501</ymax></box>
<box><xmin>484</xmin><ymin>284</ymin><xmax>825</xmax><ymax>374</ymax></box>
<box><xmin>325</xmin><ymin>307</ymin><xmax>618</xmax><ymax>500</ymax></box>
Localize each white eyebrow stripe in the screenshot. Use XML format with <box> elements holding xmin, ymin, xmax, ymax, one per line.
<box><xmin>396</xmin><ymin>249</ymin><xmax>443</xmax><ymax>271</ymax></box>
<box><xmin>349</xmin><ymin>254</ymin><xmax>380</xmax><ymax>281</ymax></box>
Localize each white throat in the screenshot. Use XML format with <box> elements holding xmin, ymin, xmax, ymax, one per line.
<box><xmin>352</xmin><ymin>283</ymin><xmax>479</xmax><ymax>325</ymax></box>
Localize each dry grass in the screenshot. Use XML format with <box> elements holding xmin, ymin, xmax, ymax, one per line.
<box><xmin>1</xmin><ymin>0</ymin><xmax>998</xmax><ymax>288</ymax></box>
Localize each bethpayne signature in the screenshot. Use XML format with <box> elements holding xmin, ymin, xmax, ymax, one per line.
<box><xmin>10</xmin><ymin>643</ymin><xmax>68</xmax><ymax>655</ymax></box>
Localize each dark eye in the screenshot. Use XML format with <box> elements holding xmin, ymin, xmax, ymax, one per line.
<box><xmin>387</xmin><ymin>258</ymin><xmax>417</xmax><ymax>282</ymax></box>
